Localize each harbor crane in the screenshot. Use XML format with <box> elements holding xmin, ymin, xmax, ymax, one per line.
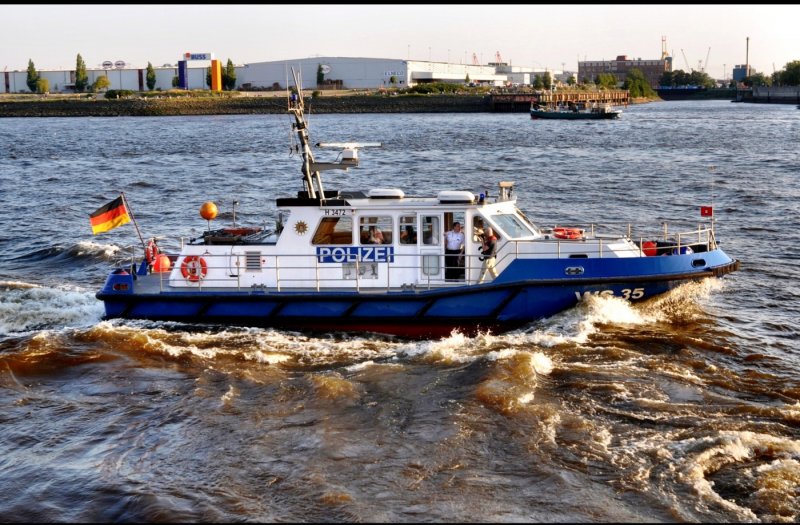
<box><xmin>681</xmin><ymin>47</ymin><xmax>711</xmax><ymax>73</ymax></box>
<box><xmin>703</xmin><ymin>47</ymin><xmax>711</xmax><ymax>73</ymax></box>
<box><xmin>681</xmin><ymin>49</ymin><xmax>692</xmax><ymax>71</ymax></box>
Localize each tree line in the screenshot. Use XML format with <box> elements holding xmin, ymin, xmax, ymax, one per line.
<box><xmin>741</xmin><ymin>60</ymin><xmax>800</xmax><ymax>87</ymax></box>
<box><xmin>659</xmin><ymin>60</ymin><xmax>800</xmax><ymax>88</ymax></box>
<box><xmin>25</xmin><ymin>55</ymin><xmax>238</xmax><ymax>93</ymax></box>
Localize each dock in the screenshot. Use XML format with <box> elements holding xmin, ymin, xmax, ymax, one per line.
<box><xmin>490</xmin><ymin>90</ymin><xmax>630</xmax><ymax>112</ymax></box>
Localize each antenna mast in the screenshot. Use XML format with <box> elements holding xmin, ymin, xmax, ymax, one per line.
<box><xmin>288</xmin><ymin>67</ymin><xmax>325</xmax><ymax>200</ymax></box>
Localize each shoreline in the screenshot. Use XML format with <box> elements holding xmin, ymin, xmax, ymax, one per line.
<box><xmin>0</xmin><ymin>91</ymin><xmax>668</xmax><ymax>117</ymax></box>
<box><xmin>0</xmin><ymin>94</ymin><xmax>496</xmax><ymax>117</ymax></box>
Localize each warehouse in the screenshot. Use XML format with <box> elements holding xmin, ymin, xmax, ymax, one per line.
<box><xmin>2</xmin><ymin>56</ymin><xmax>564</xmax><ymax>93</ymax></box>
<box><xmin>240</xmin><ymin>57</ymin><xmax>507</xmax><ymax>90</ymax></box>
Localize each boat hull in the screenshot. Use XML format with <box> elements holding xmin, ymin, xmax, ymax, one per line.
<box><xmin>97</xmin><ymin>252</ymin><xmax>739</xmax><ymax>339</ymax></box>
<box><xmin>530</xmin><ymin>110</ymin><xmax>621</xmax><ymax>120</ymax></box>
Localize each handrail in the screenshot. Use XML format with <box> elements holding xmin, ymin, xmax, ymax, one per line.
<box><xmin>149</xmin><ymin>224</ymin><xmax>716</xmax><ymax>292</ymax></box>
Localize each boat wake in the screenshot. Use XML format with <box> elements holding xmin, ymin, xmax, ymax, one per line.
<box><xmin>8</xmin><ymin>241</ymin><xmax>126</xmax><ymax>267</ymax></box>
<box><xmin>614</xmin><ymin>429</ymin><xmax>800</xmax><ymax>522</ymax></box>
<box><xmin>0</xmin><ymin>281</ymin><xmax>104</xmax><ymax>337</ymax></box>
<box><xmin>510</xmin><ymin>279</ymin><xmax>726</xmax><ymax>349</ymax></box>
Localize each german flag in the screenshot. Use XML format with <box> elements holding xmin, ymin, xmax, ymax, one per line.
<box><xmin>89</xmin><ymin>195</ymin><xmax>130</xmax><ymax>235</ymax></box>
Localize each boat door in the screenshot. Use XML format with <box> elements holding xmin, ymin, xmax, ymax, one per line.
<box><xmin>419</xmin><ymin>214</ymin><xmax>443</xmax><ymax>283</ymax></box>
<box><xmin>394</xmin><ymin>214</ymin><xmax>419</xmax><ymax>287</ymax></box>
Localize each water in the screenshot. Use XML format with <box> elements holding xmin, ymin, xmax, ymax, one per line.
<box><xmin>1</xmin><ymin>100</ymin><xmax>799</xmax><ymax>522</ymax></box>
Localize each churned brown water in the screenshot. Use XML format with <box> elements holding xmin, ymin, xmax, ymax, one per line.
<box><xmin>1</xmin><ymin>101</ymin><xmax>798</xmax><ymax>522</ymax></box>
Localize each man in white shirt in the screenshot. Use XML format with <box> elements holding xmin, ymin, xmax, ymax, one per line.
<box><xmin>444</xmin><ymin>222</ymin><xmax>465</xmax><ymax>280</ymax></box>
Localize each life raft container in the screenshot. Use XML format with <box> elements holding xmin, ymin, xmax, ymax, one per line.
<box><xmin>552</xmin><ymin>227</ymin><xmax>584</xmax><ymax>240</ymax></box>
<box><xmin>180</xmin><ymin>255</ymin><xmax>208</xmax><ymax>282</ymax></box>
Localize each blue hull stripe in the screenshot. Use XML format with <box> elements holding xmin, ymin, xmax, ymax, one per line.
<box><xmin>97</xmin><ymin>254</ymin><xmax>738</xmax><ymax>337</ymax></box>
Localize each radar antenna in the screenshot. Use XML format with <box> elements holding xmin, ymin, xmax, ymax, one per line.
<box><xmin>313</xmin><ymin>142</ymin><xmax>382</xmax><ymax>172</ymax></box>
<box><xmin>287</xmin><ymin>67</ymin><xmax>382</xmax><ymax>200</ymax></box>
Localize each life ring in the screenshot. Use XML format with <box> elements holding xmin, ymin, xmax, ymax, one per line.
<box><xmin>180</xmin><ymin>255</ymin><xmax>208</xmax><ymax>282</ymax></box>
<box><xmin>553</xmin><ymin>227</ymin><xmax>583</xmax><ymax>240</ymax></box>
<box><xmin>145</xmin><ymin>239</ymin><xmax>160</xmax><ymax>265</ymax></box>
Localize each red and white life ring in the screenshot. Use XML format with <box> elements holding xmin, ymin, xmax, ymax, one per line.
<box><xmin>553</xmin><ymin>227</ymin><xmax>584</xmax><ymax>240</ymax></box>
<box><xmin>180</xmin><ymin>255</ymin><xmax>208</xmax><ymax>282</ymax></box>
<box><xmin>145</xmin><ymin>239</ymin><xmax>160</xmax><ymax>265</ymax></box>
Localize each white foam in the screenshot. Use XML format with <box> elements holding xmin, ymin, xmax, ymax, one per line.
<box><xmin>517</xmin><ymin>392</ymin><xmax>535</xmax><ymax>405</ymax></box>
<box><xmin>510</xmin><ymin>280</ymin><xmax>723</xmax><ymax>348</ymax></box>
<box><xmin>248</xmin><ymin>350</ymin><xmax>292</xmax><ymax>365</ymax></box>
<box><xmin>220</xmin><ymin>384</ymin><xmax>237</xmax><ymax>404</ymax></box>
<box><xmin>529</xmin><ymin>351</ymin><xmax>555</xmax><ymax>375</ymax></box>
<box><xmin>73</xmin><ymin>240</ymin><xmax>122</xmax><ymax>260</ymax></box>
<box><xmin>665</xmin><ymin>431</ymin><xmax>800</xmax><ymax>519</ymax></box>
<box><xmin>0</xmin><ymin>280</ymin><xmax>42</xmax><ymax>290</ymax></box>
<box><xmin>0</xmin><ymin>284</ymin><xmax>104</xmax><ymax>336</ymax></box>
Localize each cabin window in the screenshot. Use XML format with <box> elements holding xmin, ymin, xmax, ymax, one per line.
<box><xmin>472</xmin><ymin>216</ymin><xmax>485</xmax><ymax>242</ymax></box>
<box><xmin>422</xmin><ymin>254</ymin><xmax>440</xmax><ymax>276</ymax></box>
<box><xmin>421</xmin><ymin>216</ymin><xmax>440</xmax><ymax>246</ymax></box>
<box><xmin>359</xmin><ymin>216</ymin><xmax>393</xmax><ymax>245</ymax></box>
<box><xmin>312</xmin><ymin>217</ymin><xmax>353</xmax><ymax>245</ymax></box>
<box><xmin>489</xmin><ymin>213</ymin><xmax>535</xmax><ymax>239</ymax></box>
<box><xmin>399</xmin><ymin>215</ymin><xmax>417</xmax><ymax>245</ymax></box>
<box><xmin>516</xmin><ymin>209</ymin><xmax>540</xmax><ymax>233</ymax></box>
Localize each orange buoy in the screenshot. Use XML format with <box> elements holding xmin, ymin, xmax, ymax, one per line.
<box><xmin>153</xmin><ymin>254</ymin><xmax>171</xmax><ymax>273</ymax></box>
<box><xmin>641</xmin><ymin>241</ymin><xmax>657</xmax><ymax>256</ymax></box>
<box><xmin>200</xmin><ymin>201</ymin><xmax>218</xmax><ymax>221</ymax></box>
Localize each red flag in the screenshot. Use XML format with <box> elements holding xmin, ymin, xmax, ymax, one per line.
<box><xmin>700</xmin><ymin>206</ymin><xmax>713</xmax><ymax>217</ymax></box>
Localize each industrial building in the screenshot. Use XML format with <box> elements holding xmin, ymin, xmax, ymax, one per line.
<box><xmin>242</xmin><ymin>57</ymin><xmax>507</xmax><ymax>90</ymax></box>
<box><xmin>732</xmin><ymin>64</ymin><xmax>753</xmax><ymax>82</ymax></box>
<box><xmin>2</xmin><ymin>64</ymin><xmax>208</xmax><ymax>93</ymax></box>
<box><xmin>578</xmin><ymin>54</ymin><xmax>672</xmax><ymax>88</ymax></box>
<box><xmin>2</xmin><ymin>55</ymin><xmax>570</xmax><ymax>94</ymax></box>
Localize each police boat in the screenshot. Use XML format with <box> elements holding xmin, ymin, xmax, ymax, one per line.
<box><xmin>96</xmin><ymin>70</ymin><xmax>739</xmax><ymax>339</ymax></box>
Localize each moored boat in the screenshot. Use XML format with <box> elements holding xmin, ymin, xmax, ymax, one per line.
<box><xmin>530</xmin><ymin>101</ymin><xmax>622</xmax><ymax>120</ymax></box>
<box><xmin>95</xmin><ymin>69</ymin><xmax>737</xmax><ymax>339</ymax></box>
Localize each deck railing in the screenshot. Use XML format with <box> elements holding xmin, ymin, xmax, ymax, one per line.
<box><xmin>126</xmin><ymin>224</ymin><xmax>716</xmax><ymax>293</ymax></box>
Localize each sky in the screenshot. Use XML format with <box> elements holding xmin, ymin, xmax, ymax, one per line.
<box><xmin>2</xmin><ymin>4</ymin><xmax>798</xmax><ymax>78</ymax></box>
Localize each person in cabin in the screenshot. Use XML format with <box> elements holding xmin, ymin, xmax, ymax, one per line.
<box><xmin>477</xmin><ymin>227</ymin><xmax>498</xmax><ymax>284</ymax></box>
<box><xmin>400</xmin><ymin>225</ymin><xmax>417</xmax><ymax>244</ymax></box>
<box><xmin>367</xmin><ymin>226</ymin><xmax>385</xmax><ymax>244</ymax></box>
<box><xmin>444</xmin><ymin>222</ymin><xmax>465</xmax><ymax>280</ymax></box>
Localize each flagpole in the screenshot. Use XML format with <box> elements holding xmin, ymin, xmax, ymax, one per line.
<box><xmin>709</xmin><ymin>166</ymin><xmax>716</xmax><ymax>246</ymax></box>
<box><xmin>121</xmin><ymin>192</ymin><xmax>147</xmax><ymax>252</ymax></box>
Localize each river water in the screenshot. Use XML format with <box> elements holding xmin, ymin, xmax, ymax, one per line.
<box><xmin>1</xmin><ymin>100</ymin><xmax>798</xmax><ymax>522</ymax></box>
